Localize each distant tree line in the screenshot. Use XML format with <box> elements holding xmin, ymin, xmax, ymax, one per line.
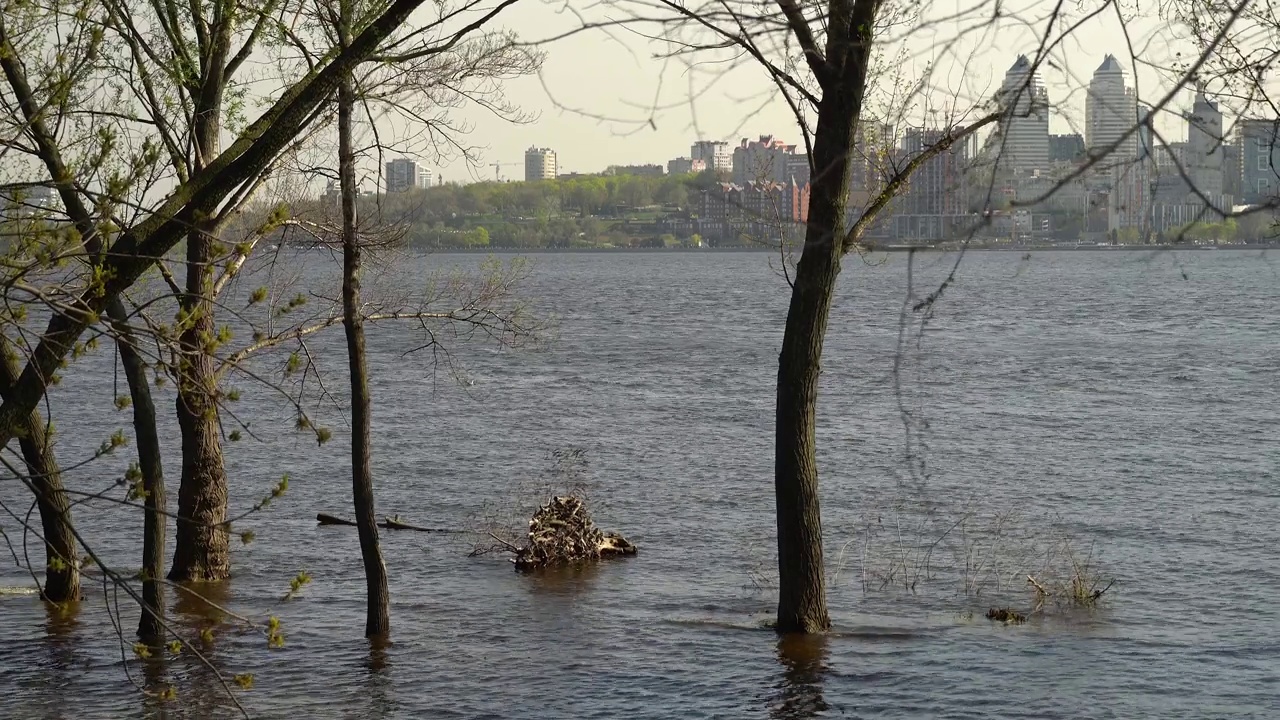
<box><xmin>297</xmin><ymin>171</ymin><xmax>731</xmax><ymax>248</ymax></box>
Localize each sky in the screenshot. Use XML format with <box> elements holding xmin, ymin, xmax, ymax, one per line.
<box><xmin>395</xmin><ymin>0</ymin><xmax>1205</xmax><ymax>183</ymax></box>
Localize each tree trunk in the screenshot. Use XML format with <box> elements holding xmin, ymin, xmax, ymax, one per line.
<box><xmin>339</xmin><ymin>5</ymin><xmax>390</xmax><ymax>638</ymax></box>
<box><xmin>170</xmin><ymin>63</ymin><xmax>230</xmax><ymax>582</ymax></box>
<box><xmin>773</xmin><ymin>4</ymin><xmax>875</xmax><ymax>633</ymax></box>
<box><xmin>106</xmin><ymin>299</ymin><xmax>166</xmax><ymax>641</ymax></box>
<box><xmin>0</xmin><ymin>337</ymin><xmax>78</xmax><ymax>603</ymax></box>
<box><xmin>169</xmin><ymin>227</ymin><xmax>230</xmax><ymax>581</ymax></box>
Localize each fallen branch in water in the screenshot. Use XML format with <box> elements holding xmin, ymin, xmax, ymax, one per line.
<box><xmin>1089</xmin><ymin>579</ymin><xmax>1116</xmax><ymax>601</ymax></box>
<box><xmin>486</xmin><ymin>532</ymin><xmax>521</xmax><ymax>554</ymax></box>
<box><xmin>316</xmin><ymin>513</ymin><xmax>461</xmax><ymax>532</ymax></box>
<box><xmin>317</xmin><ymin>513</ymin><xmax>357</xmax><ymax>527</ymax></box>
<box><xmin>381</xmin><ymin>515</ymin><xmax>453</xmax><ymax>532</ymax></box>
<box><xmin>1026</xmin><ymin>574</ymin><xmax>1051</xmax><ymax>597</ymax></box>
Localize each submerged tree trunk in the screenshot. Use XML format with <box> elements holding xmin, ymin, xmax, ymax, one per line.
<box><xmin>170</xmin><ymin>227</ymin><xmax>230</xmax><ymax>581</ymax></box>
<box><xmin>339</xmin><ymin>7</ymin><xmax>390</xmax><ymax>637</ymax></box>
<box><xmin>106</xmin><ymin>300</ymin><xmax>167</xmax><ymax>641</ymax></box>
<box><xmin>774</xmin><ymin>0</ymin><xmax>876</xmax><ymax>634</ymax></box>
<box><xmin>0</xmin><ymin>338</ymin><xmax>78</xmax><ymax>603</ymax></box>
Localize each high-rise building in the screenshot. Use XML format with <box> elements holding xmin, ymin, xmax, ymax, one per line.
<box><xmin>1086</xmin><ymin>55</ymin><xmax>1138</xmax><ymax>163</ymax></box>
<box><xmin>1223</xmin><ymin>140</ymin><xmax>1242</xmax><ymax>200</ymax></box>
<box><xmin>691</xmin><ymin>140</ymin><xmax>732</xmax><ymax>173</ymax></box>
<box><xmin>701</xmin><ymin>180</ymin><xmax>809</xmax><ymax>224</ymax></box>
<box><xmin>995</xmin><ymin>55</ymin><xmax>1050</xmax><ymax>172</ymax></box>
<box><xmin>524</xmin><ymin>147</ymin><xmax>557</xmax><ymax>181</ymax></box>
<box><xmin>732</xmin><ymin>135</ymin><xmax>808</xmax><ymax>185</ymax></box>
<box><xmin>890</xmin><ymin>127</ymin><xmax>971</xmax><ymax>240</ymax></box>
<box><xmin>418</xmin><ymin>166</ymin><xmax>434</xmax><ymax>189</ymax></box>
<box><xmin>386</xmin><ymin>158</ymin><xmax>426</xmax><ymax>193</ymax></box>
<box><xmin>1238</xmin><ymin>118</ymin><xmax>1280</xmax><ymax>204</ymax></box>
<box><xmin>848</xmin><ymin>121</ymin><xmax>894</xmax><ymax>200</ymax></box>
<box><xmin>1156</xmin><ymin>141</ymin><xmax>1188</xmax><ymax>173</ymax></box>
<box><xmin>1185</xmin><ymin>91</ymin><xmax>1225</xmax><ymax>199</ymax></box>
<box><xmin>1049</xmin><ymin>134</ymin><xmax>1086</xmax><ymax>164</ymax></box>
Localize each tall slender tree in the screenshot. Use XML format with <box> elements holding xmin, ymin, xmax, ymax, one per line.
<box><xmin>336</xmin><ymin>0</ymin><xmax>391</xmax><ymax>637</ymax></box>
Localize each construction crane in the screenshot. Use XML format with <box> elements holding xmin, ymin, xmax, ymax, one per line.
<box><xmin>490</xmin><ymin>162</ymin><xmax>520</xmax><ymax>182</ymax></box>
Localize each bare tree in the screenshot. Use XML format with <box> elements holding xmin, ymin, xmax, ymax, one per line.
<box><xmin>338</xmin><ymin>0</ymin><xmax>392</xmax><ymax>638</ymax></box>
<box><xmin>561</xmin><ymin>0</ymin><xmax>1254</xmax><ymax>633</ymax></box>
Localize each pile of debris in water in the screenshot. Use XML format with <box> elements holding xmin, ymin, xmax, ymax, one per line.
<box><xmin>512</xmin><ymin>495</ymin><xmax>636</xmax><ymax>571</ymax></box>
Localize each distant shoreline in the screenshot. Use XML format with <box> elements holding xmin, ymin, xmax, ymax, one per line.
<box><xmin>410</xmin><ymin>243</ymin><xmax>1280</xmax><ymax>253</ymax></box>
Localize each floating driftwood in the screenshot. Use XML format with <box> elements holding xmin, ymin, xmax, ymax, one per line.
<box><xmin>316</xmin><ymin>513</ymin><xmax>459</xmax><ymax>532</ymax></box>
<box><xmin>510</xmin><ymin>495</ymin><xmax>636</xmax><ymax>571</ymax></box>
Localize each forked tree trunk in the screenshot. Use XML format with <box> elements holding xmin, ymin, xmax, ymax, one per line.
<box><xmin>170</xmin><ymin>64</ymin><xmax>231</xmax><ymax>581</ymax></box>
<box><xmin>339</xmin><ymin>5</ymin><xmax>390</xmax><ymax>637</ymax></box>
<box><xmin>0</xmin><ymin>338</ymin><xmax>78</xmax><ymax>603</ymax></box>
<box><xmin>106</xmin><ymin>300</ymin><xmax>167</xmax><ymax>642</ymax></box>
<box><xmin>774</xmin><ymin>0</ymin><xmax>876</xmax><ymax>634</ymax></box>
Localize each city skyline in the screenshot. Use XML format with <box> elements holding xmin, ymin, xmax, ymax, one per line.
<box><xmin>418</xmin><ymin>83</ymin><xmax>1256</xmax><ymax>187</ymax></box>
<box><xmin>395</xmin><ymin>3</ymin><xmax>1225</xmax><ymax>181</ymax></box>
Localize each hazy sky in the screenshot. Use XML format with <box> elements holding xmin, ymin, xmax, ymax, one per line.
<box><xmin>376</xmin><ymin>0</ymin><xmax>1215</xmax><ymax>183</ymax></box>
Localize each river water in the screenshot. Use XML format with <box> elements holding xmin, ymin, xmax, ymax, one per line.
<box><xmin>1</xmin><ymin>249</ymin><xmax>1278</xmax><ymax>719</ymax></box>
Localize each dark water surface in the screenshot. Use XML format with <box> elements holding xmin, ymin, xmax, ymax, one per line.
<box><xmin>2</xmin><ymin>250</ymin><xmax>1278</xmax><ymax>719</ymax></box>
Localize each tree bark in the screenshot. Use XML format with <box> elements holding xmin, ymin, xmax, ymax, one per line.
<box><xmin>773</xmin><ymin>0</ymin><xmax>877</xmax><ymax>634</ymax></box>
<box><xmin>106</xmin><ymin>300</ymin><xmax>166</xmax><ymax>641</ymax></box>
<box><xmin>169</xmin><ymin>223</ymin><xmax>230</xmax><ymax>582</ymax></box>
<box><xmin>339</xmin><ymin>3</ymin><xmax>390</xmax><ymax>638</ymax></box>
<box><xmin>169</xmin><ymin>211</ymin><xmax>228</xmax><ymax>582</ymax></box>
<box><xmin>0</xmin><ymin>337</ymin><xmax>78</xmax><ymax>603</ymax></box>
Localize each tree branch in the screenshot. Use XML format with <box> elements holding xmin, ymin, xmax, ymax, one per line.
<box><xmin>776</xmin><ymin>0</ymin><xmax>828</xmax><ymax>85</ymax></box>
<box><xmin>843</xmin><ymin>111</ymin><xmax>1000</xmax><ymax>254</ymax></box>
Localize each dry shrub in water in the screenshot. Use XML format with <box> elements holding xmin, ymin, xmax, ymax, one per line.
<box><xmin>468</xmin><ymin>447</ymin><xmax>600</xmax><ymax>557</ymax></box>
<box><xmin>1026</xmin><ymin>537</ymin><xmax>1115</xmax><ymax>612</ymax></box>
<box><xmin>831</xmin><ymin>499</ymin><xmax>1116</xmax><ymax>614</ymax></box>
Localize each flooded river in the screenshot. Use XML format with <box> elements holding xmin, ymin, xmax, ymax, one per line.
<box><xmin>1</xmin><ymin>249</ymin><xmax>1277</xmax><ymax>718</ymax></box>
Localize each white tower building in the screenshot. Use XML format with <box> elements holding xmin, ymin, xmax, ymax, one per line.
<box><xmin>995</xmin><ymin>55</ymin><xmax>1050</xmax><ymax>173</ymax></box>
<box><xmin>524</xmin><ymin>147</ymin><xmax>557</xmax><ymax>181</ymax></box>
<box><xmin>1086</xmin><ymin>55</ymin><xmax>1138</xmax><ymax>163</ymax></box>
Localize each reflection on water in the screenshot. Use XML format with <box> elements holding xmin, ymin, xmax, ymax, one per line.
<box><xmin>167</xmin><ymin>580</ymin><xmax>250</xmax><ymax>718</ymax></box>
<box><xmin>37</xmin><ymin>601</ymin><xmax>82</xmax><ymax>719</ymax></box>
<box><xmin>43</xmin><ymin>598</ymin><xmax>81</xmax><ymax>644</ymax></box>
<box><xmin>139</xmin><ymin>656</ymin><xmax>171</xmax><ymax>720</ymax></box>
<box><xmin>171</xmin><ymin>578</ymin><xmax>234</xmax><ymax>625</ymax></box>
<box><xmin>770</xmin><ymin>633</ymin><xmax>831</xmax><ymax>719</ymax></box>
<box><xmin>521</xmin><ymin>560</ymin><xmax>603</xmax><ymax>596</ymax></box>
<box><xmin>365</xmin><ymin>636</ymin><xmax>392</xmax><ymax>671</ymax></box>
<box><xmin>358</xmin><ymin>639</ymin><xmax>395</xmax><ymax>719</ymax></box>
